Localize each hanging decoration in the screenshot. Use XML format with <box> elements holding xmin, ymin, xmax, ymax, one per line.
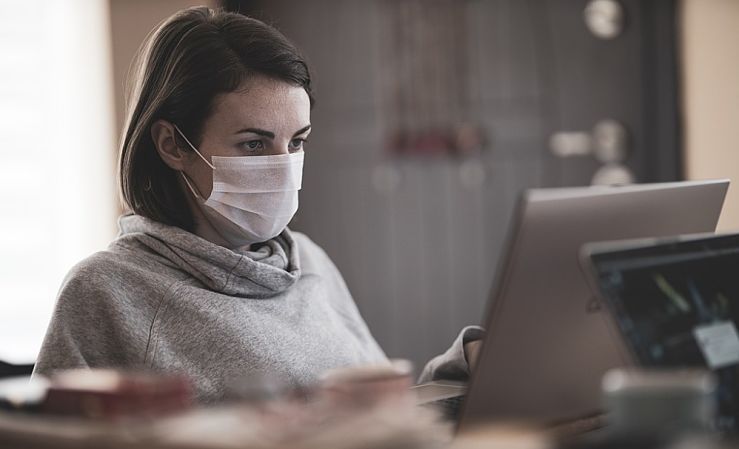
<box><xmin>376</xmin><ymin>0</ymin><xmax>485</xmax><ymax>158</ymax></box>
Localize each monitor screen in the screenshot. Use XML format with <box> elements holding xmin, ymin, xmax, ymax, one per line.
<box><xmin>591</xmin><ymin>234</ymin><xmax>739</xmax><ymax>431</ymax></box>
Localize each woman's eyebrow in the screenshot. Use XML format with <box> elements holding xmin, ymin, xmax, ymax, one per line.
<box><xmin>235</xmin><ymin>128</ymin><xmax>275</xmax><ymax>138</ymax></box>
<box><xmin>233</xmin><ymin>125</ymin><xmax>311</xmax><ymax>138</ymax></box>
<box><xmin>293</xmin><ymin>125</ymin><xmax>311</xmax><ymax>137</ymax></box>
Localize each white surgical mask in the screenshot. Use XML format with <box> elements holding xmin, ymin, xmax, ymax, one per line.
<box><xmin>174</xmin><ymin>125</ymin><xmax>304</xmax><ymax>248</ymax></box>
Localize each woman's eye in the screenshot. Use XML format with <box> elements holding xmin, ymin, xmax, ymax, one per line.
<box><xmin>289</xmin><ymin>138</ymin><xmax>305</xmax><ymax>151</ymax></box>
<box><xmin>241</xmin><ymin>140</ymin><xmax>264</xmax><ymax>152</ymax></box>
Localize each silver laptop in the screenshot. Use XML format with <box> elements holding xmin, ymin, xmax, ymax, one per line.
<box><xmin>444</xmin><ymin>179</ymin><xmax>729</xmax><ymax>430</ymax></box>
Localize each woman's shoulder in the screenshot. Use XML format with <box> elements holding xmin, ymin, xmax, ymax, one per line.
<box><xmin>59</xmin><ymin>250</ymin><xmax>122</xmax><ymax>290</ymax></box>
<box><xmin>65</xmin><ymin>248</ymin><xmax>145</xmax><ymax>284</ymax></box>
<box><xmin>65</xmin><ymin>250</ymin><xmax>125</xmax><ymax>278</ymax></box>
<box><xmin>39</xmin><ymin>250</ymin><xmax>165</xmax><ymax>373</ymax></box>
<box><xmin>289</xmin><ymin>230</ymin><xmax>336</xmax><ymax>271</ymax></box>
<box><xmin>53</xmin><ymin>248</ymin><xmax>180</xmax><ymax>330</ymax></box>
<box><xmin>61</xmin><ymin>247</ymin><xmax>181</xmax><ymax>302</ymax></box>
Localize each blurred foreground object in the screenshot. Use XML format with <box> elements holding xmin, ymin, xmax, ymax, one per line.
<box><xmin>0</xmin><ymin>362</ymin><xmax>447</xmax><ymax>449</ymax></box>
<box><xmin>319</xmin><ymin>359</ymin><xmax>414</xmax><ymax>408</ymax></box>
<box><xmin>0</xmin><ymin>376</ymin><xmax>49</xmax><ymax>412</ymax></box>
<box><xmin>602</xmin><ymin>368</ymin><xmax>716</xmax><ymax>437</ymax></box>
<box><xmin>42</xmin><ymin>369</ymin><xmax>192</xmax><ymax>420</ymax></box>
<box><xmin>451</xmin><ymin>424</ymin><xmax>550</xmax><ymax>449</ymax></box>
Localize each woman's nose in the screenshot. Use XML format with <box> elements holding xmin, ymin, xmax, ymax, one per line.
<box><xmin>267</xmin><ymin>141</ymin><xmax>291</xmax><ymax>156</ymax></box>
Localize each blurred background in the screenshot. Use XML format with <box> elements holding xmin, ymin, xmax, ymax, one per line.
<box><xmin>0</xmin><ymin>0</ymin><xmax>736</xmax><ymax>373</ymax></box>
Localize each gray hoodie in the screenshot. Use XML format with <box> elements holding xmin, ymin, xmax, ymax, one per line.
<box><xmin>34</xmin><ymin>215</ymin><xmax>481</xmax><ymax>403</ymax></box>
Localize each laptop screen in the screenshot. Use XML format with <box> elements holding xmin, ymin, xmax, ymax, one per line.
<box><xmin>590</xmin><ymin>234</ymin><xmax>739</xmax><ymax>431</ymax></box>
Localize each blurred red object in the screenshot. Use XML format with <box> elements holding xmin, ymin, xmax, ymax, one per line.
<box><xmin>386</xmin><ymin>124</ymin><xmax>485</xmax><ymax>157</ymax></box>
<box><xmin>42</xmin><ymin>369</ymin><xmax>192</xmax><ymax>420</ymax></box>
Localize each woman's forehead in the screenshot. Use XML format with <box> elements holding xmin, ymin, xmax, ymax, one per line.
<box><xmin>207</xmin><ymin>76</ymin><xmax>310</xmax><ymax>133</ymax></box>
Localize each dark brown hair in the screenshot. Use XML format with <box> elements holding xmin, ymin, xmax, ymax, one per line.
<box><xmin>119</xmin><ymin>6</ymin><xmax>313</xmax><ymax>231</ymax></box>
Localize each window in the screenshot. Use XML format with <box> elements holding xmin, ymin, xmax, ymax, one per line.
<box><xmin>0</xmin><ymin>0</ymin><xmax>117</xmax><ymax>363</ymax></box>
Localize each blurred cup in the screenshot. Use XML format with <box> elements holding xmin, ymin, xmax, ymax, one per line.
<box><xmin>319</xmin><ymin>359</ymin><xmax>414</xmax><ymax>408</ymax></box>
<box><xmin>602</xmin><ymin>368</ymin><xmax>717</xmax><ymax>436</ymax></box>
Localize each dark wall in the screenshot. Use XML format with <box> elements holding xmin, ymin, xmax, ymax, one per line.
<box><xmin>224</xmin><ymin>0</ymin><xmax>681</xmax><ymax>369</ymax></box>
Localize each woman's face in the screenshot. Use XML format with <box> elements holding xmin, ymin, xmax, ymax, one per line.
<box><xmin>182</xmin><ymin>75</ymin><xmax>311</xmax><ymax>199</ymax></box>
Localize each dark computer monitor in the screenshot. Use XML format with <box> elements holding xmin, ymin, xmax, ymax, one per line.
<box><xmin>584</xmin><ymin>233</ymin><xmax>739</xmax><ymax>431</ymax></box>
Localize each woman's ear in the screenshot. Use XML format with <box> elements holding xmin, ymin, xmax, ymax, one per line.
<box><xmin>151</xmin><ymin>119</ymin><xmax>189</xmax><ymax>171</ymax></box>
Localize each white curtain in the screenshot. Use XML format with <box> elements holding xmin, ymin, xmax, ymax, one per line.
<box><xmin>0</xmin><ymin>0</ymin><xmax>117</xmax><ymax>364</ymax></box>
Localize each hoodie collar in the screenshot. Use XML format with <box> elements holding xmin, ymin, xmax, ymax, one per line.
<box><xmin>115</xmin><ymin>214</ymin><xmax>301</xmax><ymax>297</ymax></box>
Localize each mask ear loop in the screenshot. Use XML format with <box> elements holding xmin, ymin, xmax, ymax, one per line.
<box><xmin>174</xmin><ymin>124</ymin><xmax>215</xmax><ymax>170</ymax></box>
<box><xmin>180</xmin><ymin>172</ymin><xmax>204</xmax><ymax>200</ymax></box>
<box><xmin>173</xmin><ymin>124</ymin><xmax>214</xmax><ymax>200</ymax></box>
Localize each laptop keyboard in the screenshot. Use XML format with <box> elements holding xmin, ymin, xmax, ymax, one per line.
<box><xmin>425</xmin><ymin>394</ymin><xmax>465</xmax><ymax>421</ymax></box>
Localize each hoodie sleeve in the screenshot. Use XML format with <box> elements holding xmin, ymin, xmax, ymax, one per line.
<box><xmin>417</xmin><ymin>325</ymin><xmax>485</xmax><ymax>384</ymax></box>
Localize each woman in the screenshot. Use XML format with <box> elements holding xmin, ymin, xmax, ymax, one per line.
<box><xmin>34</xmin><ymin>6</ymin><xmax>482</xmax><ymax>403</ymax></box>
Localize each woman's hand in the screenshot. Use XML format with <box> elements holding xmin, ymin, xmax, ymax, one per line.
<box><xmin>463</xmin><ymin>339</ymin><xmax>483</xmax><ymax>373</ymax></box>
